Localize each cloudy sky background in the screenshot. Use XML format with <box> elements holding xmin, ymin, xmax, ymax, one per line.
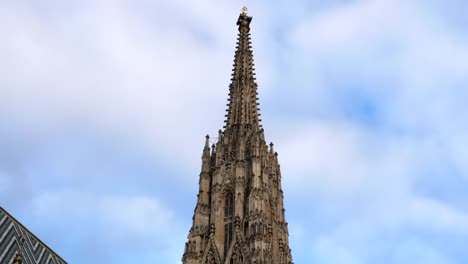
<box><xmin>1</xmin><ymin>0</ymin><xmax>468</xmax><ymax>263</ymax></box>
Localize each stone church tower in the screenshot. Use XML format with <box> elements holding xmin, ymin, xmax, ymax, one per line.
<box><xmin>182</xmin><ymin>7</ymin><xmax>293</xmax><ymax>264</ymax></box>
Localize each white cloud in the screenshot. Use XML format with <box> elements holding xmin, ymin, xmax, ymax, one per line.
<box><xmin>408</xmin><ymin>197</ymin><xmax>468</xmax><ymax>234</ymax></box>
<box><xmin>278</xmin><ymin>120</ymin><xmax>414</xmax><ymax>199</ymax></box>
<box><xmin>278</xmin><ymin>118</ymin><xmax>468</xmax><ymax>262</ymax></box>
<box><xmin>278</xmin><ymin>0</ymin><xmax>468</xmax><ymax>243</ymax></box>
<box><xmin>286</xmin><ymin>0</ymin><xmax>468</xmax><ymax>126</ymax></box>
<box><xmin>0</xmin><ymin>0</ymin><xmax>273</xmax><ymax>171</ymax></box>
<box><xmin>392</xmin><ymin>238</ymin><xmax>455</xmax><ymax>264</ymax></box>
<box><xmin>30</xmin><ymin>190</ymin><xmax>184</xmax><ymax>263</ymax></box>
<box><xmin>305</xmin><ymin>193</ymin><xmax>467</xmax><ymax>263</ymax></box>
<box><xmin>33</xmin><ymin>190</ymin><xmax>176</xmax><ymax>238</ymax></box>
<box><xmin>314</xmin><ymin>236</ymin><xmax>364</xmax><ymax>264</ymax></box>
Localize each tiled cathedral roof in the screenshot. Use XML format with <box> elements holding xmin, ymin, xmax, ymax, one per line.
<box><xmin>0</xmin><ymin>207</ymin><xmax>67</xmax><ymax>264</ymax></box>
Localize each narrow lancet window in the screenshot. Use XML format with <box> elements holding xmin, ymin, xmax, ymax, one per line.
<box><xmin>224</xmin><ymin>192</ymin><xmax>234</xmax><ymax>258</ymax></box>
<box><xmin>225</xmin><ymin>192</ymin><xmax>234</xmax><ymax>218</ymax></box>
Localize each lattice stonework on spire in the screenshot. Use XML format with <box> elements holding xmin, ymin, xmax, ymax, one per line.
<box><xmin>225</xmin><ymin>12</ymin><xmax>261</xmax><ymax>129</ymax></box>
<box><xmin>182</xmin><ymin>9</ymin><xmax>293</xmax><ymax>264</ymax></box>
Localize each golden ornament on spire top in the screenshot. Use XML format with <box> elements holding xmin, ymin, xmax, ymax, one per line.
<box><xmin>242</xmin><ymin>6</ymin><xmax>248</xmax><ymax>16</ymax></box>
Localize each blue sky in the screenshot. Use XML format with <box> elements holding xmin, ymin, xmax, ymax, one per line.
<box><xmin>1</xmin><ymin>0</ymin><xmax>468</xmax><ymax>263</ymax></box>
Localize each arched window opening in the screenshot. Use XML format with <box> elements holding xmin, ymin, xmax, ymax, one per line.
<box><xmin>224</xmin><ymin>192</ymin><xmax>235</xmax><ymax>259</ymax></box>
<box><xmin>224</xmin><ymin>192</ymin><xmax>234</xmax><ymax>218</ymax></box>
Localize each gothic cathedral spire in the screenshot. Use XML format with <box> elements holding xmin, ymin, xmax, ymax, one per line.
<box><xmin>182</xmin><ymin>8</ymin><xmax>293</xmax><ymax>264</ymax></box>
<box><xmin>225</xmin><ymin>8</ymin><xmax>261</xmax><ymax>130</ymax></box>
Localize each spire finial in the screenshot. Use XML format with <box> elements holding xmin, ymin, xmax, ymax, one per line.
<box><xmin>242</xmin><ymin>6</ymin><xmax>248</xmax><ymax>16</ymax></box>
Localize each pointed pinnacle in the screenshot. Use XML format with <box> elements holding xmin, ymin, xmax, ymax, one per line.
<box><xmin>205</xmin><ymin>135</ymin><xmax>210</xmax><ymax>148</ymax></box>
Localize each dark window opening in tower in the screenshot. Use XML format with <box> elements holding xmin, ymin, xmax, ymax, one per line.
<box><xmin>224</xmin><ymin>192</ymin><xmax>234</xmax><ymax>259</ymax></box>
<box><xmin>244</xmin><ymin>221</ymin><xmax>248</xmax><ymax>237</ymax></box>
<box><xmin>224</xmin><ymin>192</ymin><xmax>234</xmax><ymax>218</ymax></box>
<box><xmin>224</xmin><ymin>222</ymin><xmax>233</xmax><ymax>259</ymax></box>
